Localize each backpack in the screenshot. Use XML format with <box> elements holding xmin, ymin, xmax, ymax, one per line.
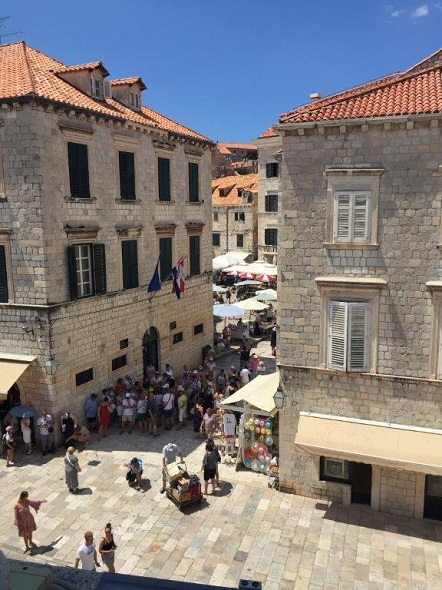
<box><xmin>204</xmin><ymin>450</ymin><xmax>218</xmax><ymax>470</ymax></box>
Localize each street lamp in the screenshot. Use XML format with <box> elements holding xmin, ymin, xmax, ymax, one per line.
<box><xmin>44</xmin><ymin>356</ymin><xmax>58</xmax><ymax>377</ymax></box>
<box><xmin>273</xmin><ymin>385</ymin><xmax>285</xmax><ymax>410</ymax></box>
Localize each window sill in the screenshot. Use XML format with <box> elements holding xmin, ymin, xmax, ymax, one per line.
<box><xmin>65</xmin><ymin>196</ymin><xmax>96</xmax><ymax>203</ymax></box>
<box><xmin>157</xmin><ymin>200</ymin><xmax>175</xmax><ymax>204</ymax></box>
<box><xmin>186</xmin><ymin>200</ymin><xmax>202</xmax><ymax>205</ymax></box>
<box><xmin>324</xmin><ymin>242</ymin><xmax>380</xmax><ymax>250</ymax></box>
<box><xmin>116</xmin><ymin>198</ymin><xmax>140</xmax><ymax>204</ymax></box>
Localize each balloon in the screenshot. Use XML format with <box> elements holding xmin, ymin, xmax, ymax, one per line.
<box><xmin>251</xmin><ymin>442</ymin><xmax>259</xmax><ymax>453</ymax></box>
<box><xmin>258</xmin><ymin>454</ymin><xmax>265</xmax><ymax>462</ymax></box>
<box><xmin>265</xmin><ymin>436</ymin><xmax>273</xmax><ymax>446</ymax></box>
<box><xmin>245</xmin><ymin>430</ymin><xmax>252</xmax><ymax>440</ymax></box>
<box><xmin>251</xmin><ymin>459</ymin><xmax>260</xmax><ymax>472</ymax></box>
<box><xmin>255</xmin><ymin>427</ymin><xmax>261</xmax><ymax>434</ymax></box>
<box><xmin>259</xmin><ymin>420</ymin><xmax>265</xmax><ymax>427</ymax></box>
<box><xmin>244</xmin><ymin>448</ymin><xmax>254</xmax><ymax>459</ymax></box>
<box><xmin>265</xmin><ymin>456</ymin><xmax>271</xmax><ymax>463</ymax></box>
<box><xmin>259</xmin><ymin>463</ymin><xmax>267</xmax><ymax>473</ymax></box>
<box><xmin>243</xmin><ymin>458</ymin><xmax>252</xmax><ymax>469</ymax></box>
<box><xmin>265</xmin><ymin>420</ymin><xmax>273</xmax><ymax>429</ymax></box>
<box><xmin>254</xmin><ymin>418</ymin><xmax>260</xmax><ymax>426</ymax></box>
<box><xmin>266</xmin><ymin>428</ymin><xmax>272</xmax><ymax>435</ymax></box>
<box><xmin>260</xmin><ymin>428</ymin><xmax>265</xmax><ymax>435</ymax></box>
<box><xmin>257</xmin><ymin>443</ymin><xmax>266</xmax><ymax>455</ymax></box>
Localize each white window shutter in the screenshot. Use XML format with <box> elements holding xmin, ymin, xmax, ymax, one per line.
<box><xmin>328</xmin><ymin>301</ymin><xmax>347</xmax><ymax>370</ymax></box>
<box><xmin>438</xmin><ymin>309</ymin><xmax>442</xmax><ymax>379</ymax></box>
<box><xmin>348</xmin><ymin>302</ymin><xmax>368</xmax><ymax>371</ymax></box>
<box><xmin>334</xmin><ymin>193</ymin><xmax>350</xmax><ymax>241</ymax></box>
<box><xmin>353</xmin><ymin>193</ymin><xmax>369</xmax><ymax>240</ymax></box>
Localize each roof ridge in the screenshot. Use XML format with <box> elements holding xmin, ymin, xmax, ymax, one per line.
<box><xmin>22</xmin><ymin>42</ymin><xmax>37</xmax><ymax>95</ymax></box>
<box><xmin>404</xmin><ymin>47</ymin><xmax>442</xmax><ymax>73</ymax></box>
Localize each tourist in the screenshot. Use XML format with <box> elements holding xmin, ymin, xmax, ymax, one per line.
<box><xmin>257</xmin><ymin>361</ymin><xmax>267</xmax><ymax>376</ymax></box>
<box><xmin>193</xmin><ymin>401</ymin><xmax>204</xmax><ymax>438</ymax></box>
<box><xmin>37</xmin><ymin>409</ymin><xmax>54</xmax><ymax>456</ymax></box>
<box><xmin>136</xmin><ymin>392</ymin><xmax>148</xmax><ymax>434</ymax></box>
<box><xmin>162</xmin><ymin>385</ymin><xmax>175</xmax><ymax>431</ymax></box>
<box><xmin>270</xmin><ymin>326</ymin><xmax>277</xmax><ymax>356</ymax></box>
<box><xmin>146</xmin><ymin>390</ymin><xmax>159</xmax><ymax>437</ymax></box>
<box><xmin>3</xmin><ymin>425</ymin><xmax>15</xmax><ymax>466</ymax></box>
<box><xmin>65</xmin><ymin>425</ymin><xmax>89</xmax><ymax>448</ymax></box>
<box><xmin>98</xmin><ymin>523</ymin><xmax>117</xmax><ymax>573</ymax></box>
<box><xmin>125</xmin><ymin>457</ymin><xmax>143</xmax><ymax>491</ymax></box>
<box><xmin>84</xmin><ymin>393</ymin><xmax>98</xmax><ymax>432</ymax></box>
<box><xmin>74</xmin><ymin>531</ymin><xmax>101</xmax><ymax>571</ymax></box>
<box><xmin>201</xmin><ymin>442</ymin><xmax>218</xmax><ymax>495</ymax></box>
<box><xmin>176</xmin><ymin>386</ymin><xmax>187</xmax><ymax>430</ymax></box>
<box><xmin>64</xmin><ymin>446</ymin><xmax>81</xmax><ymax>494</ymax></box>
<box><xmin>61</xmin><ymin>412</ymin><xmax>77</xmax><ymax>448</ymax></box>
<box><xmin>13</xmin><ymin>490</ymin><xmax>47</xmax><ymax>553</ymax></box>
<box><xmin>119</xmin><ymin>392</ymin><xmax>136</xmax><ymax>435</ymax></box>
<box><xmin>250</xmin><ymin>354</ymin><xmax>260</xmax><ymax>379</ymax></box>
<box><xmin>239</xmin><ymin>365</ymin><xmax>251</xmax><ymax>388</ymax></box>
<box><xmin>97</xmin><ymin>397</ymin><xmax>110</xmax><ymax>441</ymax></box>
<box><xmin>201</xmin><ymin>407</ymin><xmax>215</xmax><ymax>439</ymax></box>
<box><xmin>21</xmin><ymin>417</ymin><xmax>32</xmax><ymax>455</ymax></box>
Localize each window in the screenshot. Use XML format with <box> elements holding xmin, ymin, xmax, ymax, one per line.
<box><xmin>67</xmin><ymin>243</ymin><xmax>106</xmax><ymax>299</ymax></box>
<box><xmin>212</xmin><ymin>233</ymin><xmax>221</xmax><ymax>247</ymax></box>
<box><xmin>119</xmin><ymin>151</ymin><xmax>136</xmax><ymax>200</ymax></box>
<box><xmin>265</xmin><ymin>194</ymin><xmax>278</xmax><ymax>212</ymax></box>
<box><xmin>112</xmin><ymin>354</ymin><xmax>127</xmax><ymax>372</ymax></box>
<box><xmin>265</xmin><ymin>228</ymin><xmax>278</xmax><ymax>246</ymax></box>
<box><xmin>194</xmin><ymin>323</ymin><xmax>204</xmax><ymax>335</ymax></box>
<box><xmin>234</xmin><ymin>212</ymin><xmax>245</xmax><ymax>222</ymax></box>
<box><xmin>169</xmin><ymin>321</ymin><xmax>177</xmax><ymax>330</ymax></box>
<box><xmin>129</xmin><ymin>92</ymin><xmax>140</xmax><ymax>109</ymax></box>
<box><xmin>213</xmin><ymin>212</ymin><xmax>219</xmax><ymax>222</ymax></box>
<box><xmin>119</xmin><ymin>338</ymin><xmax>129</xmax><ymax>349</ymax></box>
<box><xmin>266</xmin><ymin>163</ymin><xmax>279</xmax><ymax>178</ymax></box>
<box><xmin>0</xmin><ymin>244</ymin><xmax>9</xmax><ymax>303</ymax></box>
<box><xmin>68</xmin><ymin>142</ymin><xmax>90</xmax><ymax>198</ymax></box>
<box><xmin>236</xmin><ymin>234</ymin><xmax>244</xmax><ymax>248</ymax></box>
<box><xmin>90</xmin><ymin>76</ymin><xmax>102</xmax><ymax>98</ymax></box>
<box><xmin>158</xmin><ymin>157</ymin><xmax>171</xmax><ymax>201</ymax></box>
<box><xmin>75</xmin><ymin>368</ymin><xmax>94</xmax><ymax>387</ymax></box>
<box><xmin>172</xmin><ymin>331</ymin><xmax>183</xmax><ymax>344</ymax></box>
<box><xmin>320</xmin><ymin>457</ymin><xmax>351</xmax><ymax>483</ymax></box>
<box><xmin>189</xmin><ymin>235</ymin><xmax>201</xmax><ymax>276</ymax></box>
<box><xmin>328</xmin><ymin>300</ymin><xmax>368</xmax><ymax>372</ymax></box>
<box><xmin>121</xmin><ymin>240</ymin><xmax>139</xmax><ymax>289</ymax></box>
<box><xmin>159</xmin><ymin>237</ymin><xmax>172</xmax><ymax>281</ymax></box>
<box><xmin>188</xmin><ymin>162</ymin><xmax>199</xmax><ymax>202</ymax></box>
<box><xmin>333</xmin><ymin>191</ymin><xmax>369</xmax><ymax>243</ymax></box>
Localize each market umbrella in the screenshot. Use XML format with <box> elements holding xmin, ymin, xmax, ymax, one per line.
<box><xmin>256</xmin><ymin>274</ymin><xmax>275</xmax><ymax>283</ymax></box>
<box><xmin>253</xmin><ymin>289</ymin><xmax>277</xmax><ymax>302</ymax></box>
<box><xmin>212</xmin><ymin>284</ymin><xmax>227</xmax><ymax>293</ymax></box>
<box><xmin>213</xmin><ymin>303</ymin><xmax>245</xmax><ymax>318</ymax></box>
<box><xmin>235</xmin><ymin>280</ymin><xmax>262</xmax><ymax>286</ymax></box>
<box><xmin>235</xmin><ymin>298</ymin><xmax>269</xmax><ymax>311</ymax></box>
<box><xmin>226</xmin><ymin>270</ymin><xmax>241</xmax><ymax>276</ymax></box>
<box><xmin>239</xmin><ymin>272</ymin><xmax>254</xmax><ymax>279</ymax></box>
<box><xmin>9</xmin><ymin>405</ymin><xmax>35</xmax><ymax>419</ymax></box>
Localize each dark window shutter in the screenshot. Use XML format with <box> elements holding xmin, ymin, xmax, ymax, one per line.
<box><xmin>189</xmin><ymin>235</ymin><xmax>200</xmax><ymax>276</ymax></box>
<box><xmin>265</xmin><ymin>228</ymin><xmax>278</xmax><ymax>245</ymax></box>
<box><xmin>188</xmin><ymin>162</ymin><xmax>199</xmax><ymax>202</ymax></box>
<box><xmin>67</xmin><ymin>245</ymin><xmax>78</xmax><ymax>300</ymax></box>
<box><xmin>68</xmin><ymin>142</ymin><xmax>90</xmax><ymax>198</ymax></box>
<box><xmin>158</xmin><ymin>157</ymin><xmax>171</xmax><ymax>201</ymax></box>
<box><xmin>92</xmin><ymin>243</ymin><xmax>107</xmax><ymax>294</ymax></box>
<box><xmin>119</xmin><ymin>151</ymin><xmax>136</xmax><ymax>200</ymax></box>
<box><xmin>0</xmin><ymin>245</ymin><xmax>9</xmax><ymax>303</ymax></box>
<box><xmin>159</xmin><ymin>237</ymin><xmax>172</xmax><ymax>281</ymax></box>
<box><xmin>122</xmin><ymin>240</ymin><xmax>139</xmax><ymax>289</ymax></box>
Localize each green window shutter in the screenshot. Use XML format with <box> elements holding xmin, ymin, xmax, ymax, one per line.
<box><xmin>158</xmin><ymin>157</ymin><xmax>171</xmax><ymax>201</ymax></box>
<box><xmin>188</xmin><ymin>162</ymin><xmax>199</xmax><ymax>202</ymax></box>
<box><xmin>68</xmin><ymin>142</ymin><xmax>90</xmax><ymax>198</ymax></box>
<box><xmin>122</xmin><ymin>240</ymin><xmax>139</xmax><ymax>289</ymax></box>
<box><xmin>67</xmin><ymin>245</ymin><xmax>78</xmax><ymax>300</ymax></box>
<box><xmin>189</xmin><ymin>235</ymin><xmax>200</xmax><ymax>276</ymax></box>
<box><xmin>159</xmin><ymin>237</ymin><xmax>172</xmax><ymax>281</ymax></box>
<box><xmin>119</xmin><ymin>151</ymin><xmax>136</xmax><ymax>200</ymax></box>
<box><xmin>0</xmin><ymin>245</ymin><xmax>9</xmax><ymax>303</ymax></box>
<box><xmin>92</xmin><ymin>243</ymin><xmax>107</xmax><ymax>294</ymax></box>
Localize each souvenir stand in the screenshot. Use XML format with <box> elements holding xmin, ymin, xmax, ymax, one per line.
<box><xmin>218</xmin><ymin>372</ymin><xmax>280</xmax><ymax>477</ymax></box>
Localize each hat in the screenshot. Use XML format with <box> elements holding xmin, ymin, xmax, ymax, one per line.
<box><xmin>230</xmin><ymin>365</ymin><xmax>235</xmax><ymax>369</ymax></box>
<box><xmin>192</xmin><ymin>370</ymin><xmax>198</xmax><ymax>374</ymax></box>
<box><xmin>162</xmin><ymin>384</ymin><xmax>169</xmax><ymax>389</ymax></box>
<box><xmin>177</xmin><ymin>385</ymin><xmax>185</xmax><ymax>391</ymax></box>
<box><xmin>252</xmin><ymin>354</ymin><xmax>257</xmax><ymax>358</ymax></box>
<box><xmin>125</xmin><ymin>392</ymin><xmax>131</xmax><ymax>397</ymax></box>
<box><xmin>67</xmin><ymin>446</ymin><xmax>76</xmax><ymax>453</ymax></box>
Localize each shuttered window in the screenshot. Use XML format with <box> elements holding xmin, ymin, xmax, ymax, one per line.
<box><xmin>265</xmin><ymin>194</ymin><xmax>278</xmax><ymax>212</ymax></box>
<box><xmin>189</xmin><ymin>235</ymin><xmax>200</xmax><ymax>276</ymax></box>
<box><xmin>0</xmin><ymin>244</ymin><xmax>9</xmax><ymax>303</ymax></box>
<box><xmin>188</xmin><ymin>162</ymin><xmax>199</xmax><ymax>202</ymax></box>
<box><xmin>265</xmin><ymin>228</ymin><xmax>278</xmax><ymax>246</ymax></box>
<box><xmin>67</xmin><ymin>244</ymin><xmax>106</xmax><ymax>300</ymax></box>
<box><xmin>68</xmin><ymin>142</ymin><xmax>90</xmax><ymax>198</ymax></box>
<box><xmin>266</xmin><ymin>163</ymin><xmax>279</xmax><ymax>178</ymax></box>
<box><xmin>212</xmin><ymin>233</ymin><xmax>220</xmax><ymax>247</ymax></box>
<box><xmin>158</xmin><ymin>157</ymin><xmax>171</xmax><ymax>201</ymax></box>
<box><xmin>121</xmin><ymin>240</ymin><xmax>139</xmax><ymax>289</ymax></box>
<box><xmin>159</xmin><ymin>237</ymin><xmax>172</xmax><ymax>281</ymax></box>
<box><xmin>333</xmin><ymin>191</ymin><xmax>369</xmax><ymax>243</ymax></box>
<box><xmin>328</xmin><ymin>301</ymin><xmax>368</xmax><ymax>371</ymax></box>
<box><xmin>119</xmin><ymin>151</ymin><xmax>136</xmax><ymax>200</ymax></box>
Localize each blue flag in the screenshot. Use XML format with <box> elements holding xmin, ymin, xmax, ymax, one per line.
<box><xmin>147</xmin><ymin>256</ymin><xmax>161</xmax><ymax>293</ymax></box>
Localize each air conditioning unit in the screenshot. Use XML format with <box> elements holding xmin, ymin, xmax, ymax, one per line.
<box><xmin>103</xmin><ymin>81</ymin><xmax>112</xmax><ymax>99</ymax></box>
<box><xmin>238</xmin><ymin>581</ymin><xmax>262</xmax><ymax>589</ymax></box>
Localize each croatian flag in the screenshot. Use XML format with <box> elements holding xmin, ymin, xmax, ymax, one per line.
<box><xmin>172</xmin><ymin>256</ymin><xmax>186</xmax><ymax>299</ymax></box>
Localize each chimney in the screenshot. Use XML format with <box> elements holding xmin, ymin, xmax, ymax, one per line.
<box><xmin>310</xmin><ymin>92</ymin><xmax>321</xmax><ymax>101</ymax></box>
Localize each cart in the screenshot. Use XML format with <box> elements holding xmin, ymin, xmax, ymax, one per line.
<box><xmin>165</xmin><ymin>462</ymin><xmax>202</xmax><ymax>510</ymax></box>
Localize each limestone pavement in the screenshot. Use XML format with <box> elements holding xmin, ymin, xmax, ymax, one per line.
<box><xmin>1</xmin><ymin>342</ymin><xmax>442</xmax><ymax>589</ymax></box>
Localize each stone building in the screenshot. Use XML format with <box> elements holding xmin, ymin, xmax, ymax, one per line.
<box><xmin>212</xmin><ymin>173</ymin><xmax>258</xmax><ymax>257</ymax></box>
<box><xmin>212</xmin><ymin>142</ymin><xmax>257</xmax><ymax>178</ymax></box>
<box><xmin>256</xmin><ymin>127</ymin><xmax>281</xmax><ymax>264</ymax></box>
<box><xmin>275</xmin><ymin>49</ymin><xmax>442</xmax><ymax>519</ymax></box>
<box><xmin>0</xmin><ymin>42</ymin><xmax>214</xmax><ymax>427</ymax></box>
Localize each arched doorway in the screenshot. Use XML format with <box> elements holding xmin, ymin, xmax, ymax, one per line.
<box><xmin>142</xmin><ymin>327</ymin><xmax>159</xmax><ymax>381</ymax></box>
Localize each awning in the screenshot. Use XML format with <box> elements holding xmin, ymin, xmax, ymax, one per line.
<box><xmin>219</xmin><ymin>372</ymin><xmax>279</xmax><ymax>416</ymax></box>
<box><xmin>0</xmin><ymin>354</ymin><xmax>37</xmax><ymax>396</ymax></box>
<box><xmin>295</xmin><ymin>412</ymin><xmax>442</xmax><ymax>476</ymax></box>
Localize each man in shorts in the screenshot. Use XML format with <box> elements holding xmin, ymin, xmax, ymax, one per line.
<box><xmin>37</xmin><ymin>409</ymin><xmax>54</xmax><ymax>456</ymax></box>
<box><xmin>160</xmin><ymin>442</ymin><xmax>184</xmax><ymax>493</ymax></box>
<box><xmin>119</xmin><ymin>392</ymin><xmax>135</xmax><ymax>435</ymax></box>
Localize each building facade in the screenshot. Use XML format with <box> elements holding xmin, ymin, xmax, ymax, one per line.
<box><xmin>276</xmin><ymin>49</ymin><xmax>442</xmax><ymax>519</ymax></box>
<box><xmin>0</xmin><ymin>42</ymin><xmax>214</xmax><ymax>427</ymax></box>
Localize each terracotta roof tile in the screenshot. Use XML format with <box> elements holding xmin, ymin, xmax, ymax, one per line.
<box><xmin>111</xmin><ymin>77</ymin><xmax>146</xmax><ymax>90</ymax></box>
<box><xmin>55</xmin><ymin>61</ymin><xmax>109</xmax><ymax>76</ymax></box>
<box><xmin>279</xmin><ymin>50</ymin><xmax>442</xmax><ymax>125</ymax></box>
<box><xmin>212</xmin><ymin>173</ymin><xmax>258</xmax><ymax>206</ymax></box>
<box><xmin>217</xmin><ymin>142</ymin><xmax>257</xmax><ymax>151</ymax></box>
<box><xmin>258</xmin><ymin>125</ymin><xmax>278</xmax><ymax>139</ymax></box>
<box><xmin>0</xmin><ymin>41</ymin><xmax>212</xmax><ymax>144</ymax></box>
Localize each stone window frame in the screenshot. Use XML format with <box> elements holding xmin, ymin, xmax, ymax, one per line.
<box><xmin>72</xmin><ymin>363</ymin><xmax>97</xmax><ymax>396</ymax></box>
<box><xmin>0</xmin><ymin>229</ymin><xmax>13</xmax><ymax>303</ymax></box>
<box><xmin>113</xmin><ymin>134</ymin><xmax>140</xmax><ymax>202</ymax></box>
<box><xmin>316</xmin><ymin>276</ymin><xmax>386</xmax><ymax>374</ymax></box>
<box><xmin>426</xmin><ymin>282</ymin><xmax>442</xmax><ymax>379</ymax></box>
<box><xmin>116</xmin><ymin>226</ymin><xmax>142</xmax><ymax>292</ymax></box>
<box><xmin>154</xmin><ymin>143</ymin><xmax>176</xmax><ymax>204</ymax></box>
<box><xmin>323</xmin><ymin>167</ymin><xmax>384</xmax><ymax>249</ymax></box>
<box><xmin>60</xmin><ymin>127</ymin><xmax>95</xmax><ymax>201</ymax></box>
<box><xmin>186</xmin><ymin>156</ymin><xmax>201</xmax><ymax>205</ymax></box>
<box><xmin>108</xmin><ymin>347</ymin><xmax>132</xmax><ymax>379</ymax></box>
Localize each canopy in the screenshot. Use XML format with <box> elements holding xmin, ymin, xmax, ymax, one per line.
<box><xmin>235</xmin><ymin>298</ymin><xmax>269</xmax><ymax>311</ymax></box>
<box><xmin>235</xmin><ymin>280</ymin><xmax>262</xmax><ymax>286</ymax></box>
<box><xmin>253</xmin><ymin>289</ymin><xmax>277</xmax><ymax>302</ymax></box>
<box><xmin>212</xmin><ymin>284</ymin><xmax>227</xmax><ymax>293</ymax></box>
<box><xmin>0</xmin><ymin>354</ymin><xmax>37</xmax><ymax>397</ymax></box>
<box><xmin>225</xmin><ymin>260</ymin><xmax>277</xmax><ymax>278</ymax></box>
<box><xmin>295</xmin><ymin>412</ymin><xmax>442</xmax><ymax>475</ymax></box>
<box><xmin>213</xmin><ymin>252</ymin><xmax>251</xmax><ymax>271</ymax></box>
<box><xmin>213</xmin><ymin>303</ymin><xmax>245</xmax><ymax>318</ymax></box>
<box><xmin>219</xmin><ymin>372</ymin><xmax>280</xmax><ymax>416</ymax></box>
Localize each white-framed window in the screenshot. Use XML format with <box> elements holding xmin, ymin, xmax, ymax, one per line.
<box><xmin>75</xmin><ymin>244</ymin><xmax>93</xmax><ymax>297</ymax></box>
<box><xmin>90</xmin><ymin>76</ymin><xmax>102</xmax><ymax>98</ymax></box>
<box><xmin>67</xmin><ymin>242</ymin><xmax>106</xmax><ymax>300</ymax></box>
<box><xmin>320</xmin><ymin>457</ymin><xmax>351</xmax><ymax>482</ymax></box>
<box><xmin>333</xmin><ymin>191</ymin><xmax>370</xmax><ymax>243</ymax></box>
<box><xmin>234</xmin><ymin>212</ymin><xmax>245</xmax><ymax>222</ymax></box>
<box><xmin>328</xmin><ymin>300</ymin><xmax>369</xmax><ymax>372</ymax></box>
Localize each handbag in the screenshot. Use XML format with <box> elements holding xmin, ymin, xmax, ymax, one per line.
<box><xmin>48</xmin><ymin>426</ymin><xmax>54</xmax><ymax>433</ymax></box>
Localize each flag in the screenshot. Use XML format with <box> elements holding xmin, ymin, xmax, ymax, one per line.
<box><xmin>147</xmin><ymin>256</ymin><xmax>161</xmax><ymax>293</ymax></box>
<box><xmin>171</xmin><ymin>256</ymin><xmax>186</xmax><ymax>299</ymax></box>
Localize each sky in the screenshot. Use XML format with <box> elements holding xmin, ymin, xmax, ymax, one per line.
<box><xmin>1</xmin><ymin>1</ymin><xmax>442</xmax><ymax>144</ymax></box>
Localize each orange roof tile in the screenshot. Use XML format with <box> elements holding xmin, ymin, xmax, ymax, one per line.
<box><xmin>0</xmin><ymin>41</ymin><xmax>212</xmax><ymax>144</ymax></box>
<box><xmin>258</xmin><ymin>125</ymin><xmax>278</xmax><ymax>139</ymax></box>
<box><xmin>217</xmin><ymin>142</ymin><xmax>257</xmax><ymax>151</ymax></box>
<box><xmin>111</xmin><ymin>76</ymin><xmax>147</xmax><ymax>90</ymax></box>
<box><xmin>212</xmin><ymin>173</ymin><xmax>258</xmax><ymax>206</ymax></box>
<box><xmin>279</xmin><ymin>50</ymin><xmax>442</xmax><ymax>125</ymax></box>
<box><xmin>55</xmin><ymin>61</ymin><xmax>109</xmax><ymax>76</ymax></box>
